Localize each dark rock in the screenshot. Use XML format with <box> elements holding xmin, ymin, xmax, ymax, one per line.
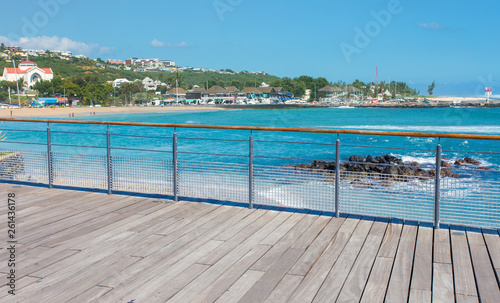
<box><xmin>441</xmin><ymin>169</ymin><xmax>453</xmax><ymax>177</ymax></box>
<box><xmin>349</xmin><ymin>164</ymin><xmax>366</xmax><ymax>172</ymax></box>
<box><xmin>409</xmin><ymin>162</ymin><xmax>420</xmax><ymax>167</ymax></box>
<box><xmin>383</xmin><ymin>165</ymin><xmax>399</xmax><ymax>177</ymax></box>
<box><xmin>374</xmin><ymin>156</ymin><xmax>387</xmax><ymax>164</ymax></box>
<box><xmin>349</xmin><ymin>155</ymin><xmax>366</xmax><ymax>163</ymax></box>
<box><xmin>441</xmin><ymin>161</ymin><xmax>452</xmax><ymax>168</ymax></box>
<box><xmin>455</xmin><ymin>157</ymin><xmax>481</xmax><ymax>166</ymax></box>
<box><xmin>452</xmin><ymin>174</ymin><xmax>461</xmax><ymax>178</ymax></box>
<box><xmin>477</xmin><ymin>166</ymin><xmax>490</xmax><ymax>170</ymax></box>
<box><xmin>366</xmin><ymin>155</ymin><xmax>375</xmax><ymax>163</ymax></box>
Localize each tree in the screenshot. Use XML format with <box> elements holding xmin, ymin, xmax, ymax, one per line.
<box><xmin>428</xmin><ymin>81</ymin><xmax>435</xmax><ymax>96</ymax></box>
<box><xmin>0</xmin><ymin>43</ymin><xmax>5</xmax><ymax>51</ymax></box>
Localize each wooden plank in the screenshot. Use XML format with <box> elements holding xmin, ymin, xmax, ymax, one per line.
<box><xmin>214</xmin><ymin>270</ymin><xmax>265</xmax><ymax>303</ymax></box>
<box><xmin>483</xmin><ymin>230</ymin><xmax>500</xmax><ymax>279</ymax></box>
<box><xmin>408</xmin><ymin>289</ymin><xmax>431</xmax><ymax>303</ymax></box>
<box><xmin>239</xmin><ymin>248</ymin><xmax>305</xmax><ymax>303</ymax></box>
<box><xmin>189</xmin><ymin>245</ymin><xmax>272</xmax><ymax>303</ymax></box>
<box><xmin>456</xmin><ymin>294</ymin><xmax>480</xmax><ymax>303</ymax></box>
<box><xmin>360</xmin><ymin>257</ymin><xmax>395</xmax><ymax>303</ymax></box>
<box><xmin>360</xmin><ymin>222</ymin><xmax>402</xmax><ymax>303</ymax></box>
<box><xmin>263</xmin><ymin>274</ymin><xmax>303</xmax><ymax>303</ymax></box>
<box><xmin>336</xmin><ymin>220</ymin><xmax>387</xmax><ymax>302</ymax></box>
<box><xmin>66</xmin><ymin>286</ymin><xmax>113</xmax><ymax>303</ymax></box>
<box><xmin>384</xmin><ymin>224</ymin><xmax>418</xmax><ymax>303</ymax></box>
<box><xmin>432</xmin><ymin>263</ymin><xmax>454</xmax><ymax>303</ymax></box>
<box><xmin>288</xmin><ymin>218</ymin><xmax>359</xmax><ymax>303</ymax></box>
<box><xmin>467</xmin><ymin>230</ymin><xmax>500</xmax><ymax>303</ymax></box>
<box><xmin>451</xmin><ymin>228</ymin><xmax>478</xmax><ymax>298</ymax></box>
<box><xmin>251</xmin><ymin>214</ymin><xmax>317</xmax><ymax>272</ymax></box>
<box><xmin>409</xmin><ymin>226</ymin><xmax>433</xmax><ymax>299</ymax></box>
<box><xmin>288</xmin><ymin>217</ymin><xmax>345</xmax><ymax>276</ymax></box>
<box><xmin>434</xmin><ymin>227</ymin><xmax>452</xmax><ymax>264</ymax></box>
<box><xmin>165</xmin><ymin>211</ymin><xmax>293</xmax><ymax>303</ymax></box>
<box><xmin>309</xmin><ymin>219</ymin><xmax>374</xmax><ymax>302</ymax></box>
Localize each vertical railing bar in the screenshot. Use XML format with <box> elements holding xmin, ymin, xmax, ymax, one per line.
<box><xmin>106</xmin><ymin>125</ymin><xmax>112</xmax><ymax>195</ymax></box>
<box><xmin>173</xmin><ymin>130</ymin><xmax>178</xmax><ymax>202</ymax></box>
<box><xmin>435</xmin><ymin>139</ymin><xmax>442</xmax><ymax>228</ymax></box>
<box><xmin>335</xmin><ymin>134</ymin><xmax>340</xmax><ymax>218</ymax></box>
<box><xmin>249</xmin><ymin>132</ymin><xmax>254</xmax><ymax>209</ymax></box>
<box><xmin>47</xmin><ymin>122</ymin><xmax>52</xmax><ymax>189</ymax></box>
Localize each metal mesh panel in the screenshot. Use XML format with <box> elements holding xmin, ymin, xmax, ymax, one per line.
<box><xmin>51</xmin><ymin>152</ymin><xmax>107</xmax><ymax>189</ymax></box>
<box><xmin>0</xmin><ymin>150</ymin><xmax>48</xmax><ymax>184</ymax></box>
<box><xmin>178</xmin><ymin>160</ymin><xmax>248</xmax><ymax>203</ymax></box>
<box><xmin>440</xmin><ymin>173</ymin><xmax>500</xmax><ymax>229</ymax></box>
<box><xmin>253</xmin><ymin>165</ymin><xmax>335</xmax><ymax>210</ymax></box>
<box><xmin>339</xmin><ymin>171</ymin><xmax>435</xmax><ymax>222</ymax></box>
<box><xmin>112</xmin><ymin>156</ymin><xmax>172</xmax><ymax>195</ymax></box>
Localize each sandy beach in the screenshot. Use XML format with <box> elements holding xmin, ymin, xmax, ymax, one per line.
<box><xmin>0</xmin><ymin>105</ymin><xmax>224</xmax><ymax>118</ymax></box>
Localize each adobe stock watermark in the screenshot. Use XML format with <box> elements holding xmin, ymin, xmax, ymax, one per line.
<box><xmin>340</xmin><ymin>0</ymin><xmax>404</xmax><ymax>64</ymax></box>
<box><xmin>213</xmin><ymin>0</ymin><xmax>243</xmax><ymax>21</ymax></box>
<box><xmin>7</xmin><ymin>0</ymin><xmax>71</xmax><ymax>41</ymax></box>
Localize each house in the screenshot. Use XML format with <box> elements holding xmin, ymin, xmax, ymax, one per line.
<box><xmin>202</xmin><ymin>86</ymin><xmax>233</xmax><ymax>102</ymax></box>
<box><xmin>142</xmin><ymin>77</ymin><xmax>156</xmax><ymax>91</ymax></box>
<box><xmin>0</xmin><ymin>60</ymin><xmax>53</xmax><ymax>89</ymax></box>
<box><xmin>346</xmin><ymin>86</ymin><xmax>362</xmax><ymax>96</ymax></box>
<box><xmin>112</xmin><ymin>78</ymin><xmax>133</xmax><ymax>88</ymax></box>
<box><xmin>241</xmin><ymin>87</ymin><xmax>263</xmax><ymax>99</ymax></box>
<box><xmin>164</xmin><ymin>87</ymin><xmax>186</xmax><ymax>103</ymax></box>
<box><xmin>318</xmin><ymin>86</ymin><xmax>343</xmax><ymax>99</ymax></box>
<box><xmin>186</xmin><ymin>87</ymin><xmax>206</xmax><ymax>100</ymax></box>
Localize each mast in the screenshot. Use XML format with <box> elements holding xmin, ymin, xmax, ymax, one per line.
<box><xmin>12</xmin><ymin>60</ymin><xmax>21</xmax><ymax>106</ymax></box>
<box><xmin>376</xmin><ymin>67</ymin><xmax>379</xmax><ymax>101</ymax></box>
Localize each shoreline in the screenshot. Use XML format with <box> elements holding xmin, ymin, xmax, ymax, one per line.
<box><xmin>0</xmin><ymin>105</ymin><xmax>225</xmax><ymax>118</ymax></box>
<box><xmin>1</xmin><ymin>100</ymin><xmax>499</xmax><ymax>118</ymax></box>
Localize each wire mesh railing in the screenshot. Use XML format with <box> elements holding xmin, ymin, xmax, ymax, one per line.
<box><xmin>0</xmin><ymin>118</ymin><xmax>499</xmax><ymax>229</ymax></box>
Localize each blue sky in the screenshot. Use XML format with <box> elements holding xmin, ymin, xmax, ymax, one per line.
<box><xmin>1</xmin><ymin>0</ymin><xmax>499</xmax><ymax>96</ymax></box>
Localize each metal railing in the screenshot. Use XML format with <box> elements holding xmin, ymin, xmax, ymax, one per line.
<box><xmin>0</xmin><ymin>118</ymin><xmax>499</xmax><ymax>229</ymax></box>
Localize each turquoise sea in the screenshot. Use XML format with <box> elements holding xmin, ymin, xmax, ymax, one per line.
<box><xmin>3</xmin><ymin>107</ymin><xmax>500</xmax><ymax>169</ymax></box>
<box><xmin>2</xmin><ymin>107</ymin><xmax>500</xmax><ymax>227</ymax></box>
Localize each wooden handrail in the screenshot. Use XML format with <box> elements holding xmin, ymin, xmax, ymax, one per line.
<box><xmin>1</xmin><ymin>118</ymin><xmax>500</xmax><ymax>141</ymax></box>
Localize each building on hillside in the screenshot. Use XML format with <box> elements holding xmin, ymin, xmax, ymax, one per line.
<box><xmin>112</xmin><ymin>78</ymin><xmax>133</xmax><ymax>88</ymax></box>
<box><xmin>202</xmin><ymin>86</ymin><xmax>234</xmax><ymax>102</ymax></box>
<box><xmin>0</xmin><ymin>60</ymin><xmax>53</xmax><ymax>89</ymax></box>
<box><xmin>126</xmin><ymin>58</ymin><xmax>175</xmax><ymax>67</ymax></box>
<box><xmin>142</xmin><ymin>77</ymin><xmax>156</xmax><ymax>90</ymax></box>
<box><xmin>5</xmin><ymin>46</ymin><xmax>22</xmax><ymax>52</ymax></box>
<box><xmin>318</xmin><ymin>85</ymin><xmax>343</xmax><ymax>99</ymax></box>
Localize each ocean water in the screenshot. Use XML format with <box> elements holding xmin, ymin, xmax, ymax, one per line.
<box><xmin>1</xmin><ymin>107</ymin><xmax>499</xmax><ymax>227</ymax></box>
<box><xmin>2</xmin><ymin>107</ymin><xmax>500</xmax><ymax>168</ymax></box>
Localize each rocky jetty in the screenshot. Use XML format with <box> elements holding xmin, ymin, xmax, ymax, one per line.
<box><xmin>290</xmin><ymin>155</ymin><xmax>487</xmax><ymax>180</ymax></box>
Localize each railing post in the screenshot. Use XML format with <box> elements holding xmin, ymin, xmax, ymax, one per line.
<box><xmin>434</xmin><ymin>141</ymin><xmax>442</xmax><ymax>228</ymax></box>
<box><xmin>106</xmin><ymin>126</ymin><xmax>112</xmax><ymax>195</ymax></box>
<box><xmin>249</xmin><ymin>134</ymin><xmax>254</xmax><ymax>209</ymax></box>
<box><xmin>173</xmin><ymin>131</ymin><xmax>178</xmax><ymax>202</ymax></box>
<box><xmin>47</xmin><ymin>123</ymin><xmax>52</xmax><ymax>189</ymax></box>
<box><xmin>335</xmin><ymin>136</ymin><xmax>340</xmax><ymax>218</ymax></box>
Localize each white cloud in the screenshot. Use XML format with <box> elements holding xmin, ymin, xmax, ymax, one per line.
<box><xmin>151</xmin><ymin>39</ymin><xmax>190</xmax><ymax>48</ymax></box>
<box><xmin>417</xmin><ymin>22</ymin><xmax>446</xmax><ymax>31</ymax></box>
<box><xmin>0</xmin><ymin>35</ymin><xmax>114</xmax><ymax>56</ymax></box>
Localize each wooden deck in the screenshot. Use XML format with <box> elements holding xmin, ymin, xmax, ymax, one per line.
<box><xmin>1</xmin><ymin>183</ymin><xmax>499</xmax><ymax>303</ymax></box>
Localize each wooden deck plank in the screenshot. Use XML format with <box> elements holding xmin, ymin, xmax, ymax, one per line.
<box><xmin>451</xmin><ymin>228</ymin><xmax>478</xmax><ymax>298</ymax></box>
<box><xmin>336</xmin><ymin>220</ymin><xmax>387</xmax><ymax>302</ymax></box>
<box><xmin>483</xmin><ymin>230</ymin><xmax>500</xmax><ymax>280</ymax></box>
<box><xmin>1</xmin><ymin>184</ymin><xmax>499</xmax><ymax>303</ymax></box>
<box><xmin>311</xmin><ymin>219</ymin><xmax>374</xmax><ymax>302</ymax></box>
<box><xmin>385</xmin><ymin>224</ymin><xmax>418</xmax><ymax>303</ymax></box>
<box><xmin>288</xmin><ymin>216</ymin><xmax>345</xmax><ymax>276</ymax></box>
<box><xmin>288</xmin><ymin>218</ymin><xmax>359</xmax><ymax>303</ymax></box>
<box><xmin>263</xmin><ymin>274</ymin><xmax>303</xmax><ymax>303</ymax></box>
<box><xmin>214</xmin><ymin>270</ymin><xmax>265</xmax><ymax>303</ymax></box>
<box><xmin>409</xmin><ymin>226</ymin><xmax>433</xmax><ymax>297</ymax></box>
<box><xmin>467</xmin><ymin>230</ymin><xmax>500</xmax><ymax>303</ymax></box>
<box><xmin>432</xmin><ymin>262</ymin><xmax>455</xmax><ymax>303</ymax></box>
<box><xmin>359</xmin><ymin>222</ymin><xmax>402</xmax><ymax>303</ymax></box>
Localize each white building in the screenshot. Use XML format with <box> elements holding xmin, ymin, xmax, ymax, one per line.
<box><xmin>112</xmin><ymin>78</ymin><xmax>133</xmax><ymax>88</ymax></box>
<box><xmin>0</xmin><ymin>60</ymin><xmax>53</xmax><ymax>89</ymax></box>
